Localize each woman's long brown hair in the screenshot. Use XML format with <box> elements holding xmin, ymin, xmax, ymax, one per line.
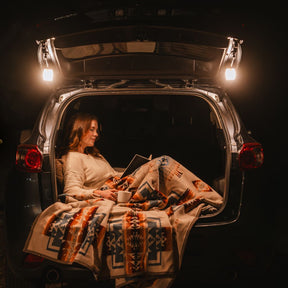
<box><xmin>60</xmin><ymin>112</ymin><xmax>101</xmax><ymax>157</ymax></box>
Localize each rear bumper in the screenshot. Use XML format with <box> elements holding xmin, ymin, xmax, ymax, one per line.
<box><xmin>17</xmin><ymin>261</ymin><xmax>96</xmax><ymax>283</ymax></box>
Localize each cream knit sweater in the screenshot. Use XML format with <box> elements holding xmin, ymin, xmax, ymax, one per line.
<box><xmin>63</xmin><ymin>151</ymin><xmax>120</xmax><ymax>199</ymax></box>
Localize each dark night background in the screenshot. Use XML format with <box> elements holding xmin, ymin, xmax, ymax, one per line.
<box><xmin>0</xmin><ymin>0</ymin><xmax>287</xmax><ymax>285</ymax></box>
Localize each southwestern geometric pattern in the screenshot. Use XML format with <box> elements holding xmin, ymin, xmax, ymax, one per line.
<box><xmin>43</xmin><ymin>205</ymin><xmax>106</xmax><ymax>262</ymax></box>
<box><xmin>24</xmin><ymin>156</ymin><xmax>223</xmax><ymax>288</ymax></box>
<box><xmin>106</xmin><ymin>211</ymin><xmax>172</xmax><ymax>273</ymax></box>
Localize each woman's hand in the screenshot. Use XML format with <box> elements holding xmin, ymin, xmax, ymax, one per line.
<box><xmin>93</xmin><ymin>189</ymin><xmax>118</xmax><ymax>202</ymax></box>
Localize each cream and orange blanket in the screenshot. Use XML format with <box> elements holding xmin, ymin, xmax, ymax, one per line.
<box><xmin>24</xmin><ymin>156</ymin><xmax>223</xmax><ymax>287</ymax></box>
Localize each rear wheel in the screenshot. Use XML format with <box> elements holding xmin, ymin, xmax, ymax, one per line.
<box><xmin>2</xmin><ymin>258</ymin><xmax>44</xmax><ymax>288</ymax></box>
<box><xmin>0</xmin><ymin>210</ymin><xmax>43</xmax><ymax>288</ymax></box>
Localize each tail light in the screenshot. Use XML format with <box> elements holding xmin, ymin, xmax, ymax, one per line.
<box><xmin>239</xmin><ymin>142</ymin><xmax>264</xmax><ymax>170</ymax></box>
<box><xmin>16</xmin><ymin>144</ymin><xmax>43</xmax><ymax>172</ymax></box>
<box><xmin>24</xmin><ymin>253</ymin><xmax>44</xmax><ymax>267</ymax></box>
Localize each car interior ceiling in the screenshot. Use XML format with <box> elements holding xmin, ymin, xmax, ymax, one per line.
<box><xmin>55</xmin><ymin>94</ymin><xmax>226</xmax><ymax>193</ymax></box>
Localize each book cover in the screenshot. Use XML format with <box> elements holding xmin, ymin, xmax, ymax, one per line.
<box><xmin>121</xmin><ymin>154</ymin><xmax>151</xmax><ymax>178</ymax></box>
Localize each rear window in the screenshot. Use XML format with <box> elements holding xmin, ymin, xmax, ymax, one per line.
<box><xmin>56</xmin><ymin>41</ymin><xmax>222</xmax><ymax>79</ymax></box>
<box><xmin>56</xmin><ymin>94</ymin><xmax>225</xmax><ymax>187</ymax></box>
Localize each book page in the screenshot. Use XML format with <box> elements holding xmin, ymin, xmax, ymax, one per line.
<box><xmin>121</xmin><ymin>154</ymin><xmax>151</xmax><ymax>178</ymax></box>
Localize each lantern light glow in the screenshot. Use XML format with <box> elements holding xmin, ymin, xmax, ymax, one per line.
<box><xmin>42</xmin><ymin>68</ymin><xmax>54</xmax><ymax>81</ymax></box>
<box><xmin>225</xmin><ymin>68</ymin><xmax>236</xmax><ymax>80</ymax></box>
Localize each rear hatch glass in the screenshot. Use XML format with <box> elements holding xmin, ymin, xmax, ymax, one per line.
<box><xmin>55</xmin><ymin>40</ymin><xmax>224</xmax><ymax>79</ymax></box>
<box><xmin>42</xmin><ymin>25</ymin><xmax>230</xmax><ymax>80</ymax></box>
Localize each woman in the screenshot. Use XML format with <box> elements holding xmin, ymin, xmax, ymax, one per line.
<box><xmin>61</xmin><ymin>112</ymin><xmax>222</xmax><ymax>209</ymax></box>
<box><xmin>62</xmin><ymin>112</ymin><xmax>120</xmax><ymax>201</ymax></box>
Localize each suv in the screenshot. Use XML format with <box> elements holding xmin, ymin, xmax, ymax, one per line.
<box><xmin>4</xmin><ymin>15</ymin><xmax>263</xmax><ymax>287</ymax></box>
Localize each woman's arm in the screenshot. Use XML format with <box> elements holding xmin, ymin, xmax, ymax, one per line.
<box><xmin>63</xmin><ymin>153</ymin><xmax>95</xmax><ymax>200</ymax></box>
<box><xmin>64</xmin><ymin>153</ymin><xmax>117</xmax><ymax>201</ymax></box>
<box><xmin>93</xmin><ymin>189</ymin><xmax>118</xmax><ymax>201</ymax></box>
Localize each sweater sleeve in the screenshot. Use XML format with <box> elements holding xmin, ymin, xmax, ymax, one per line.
<box><xmin>63</xmin><ymin>153</ymin><xmax>96</xmax><ymax>200</ymax></box>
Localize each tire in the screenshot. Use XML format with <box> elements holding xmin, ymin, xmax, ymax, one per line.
<box><xmin>1</xmin><ymin>257</ymin><xmax>43</xmax><ymax>288</ymax></box>
<box><xmin>0</xmin><ymin>210</ymin><xmax>42</xmax><ymax>288</ymax></box>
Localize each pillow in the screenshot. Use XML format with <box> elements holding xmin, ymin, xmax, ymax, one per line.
<box><xmin>56</xmin><ymin>155</ymin><xmax>67</xmax><ymax>191</ymax></box>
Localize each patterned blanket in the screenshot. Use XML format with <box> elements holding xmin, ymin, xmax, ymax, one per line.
<box><xmin>24</xmin><ymin>156</ymin><xmax>223</xmax><ymax>287</ymax></box>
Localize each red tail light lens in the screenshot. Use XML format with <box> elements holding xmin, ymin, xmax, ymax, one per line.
<box><xmin>16</xmin><ymin>144</ymin><xmax>43</xmax><ymax>172</ymax></box>
<box><xmin>239</xmin><ymin>142</ymin><xmax>264</xmax><ymax>170</ymax></box>
<box><xmin>24</xmin><ymin>253</ymin><xmax>44</xmax><ymax>267</ymax></box>
<box><xmin>24</xmin><ymin>253</ymin><xmax>44</xmax><ymax>264</ymax></box>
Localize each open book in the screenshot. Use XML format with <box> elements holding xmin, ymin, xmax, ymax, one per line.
<box><xmin>121</xmin><ymin>154</ymin><xmax>152</xmax><ymax>178</ymax></box>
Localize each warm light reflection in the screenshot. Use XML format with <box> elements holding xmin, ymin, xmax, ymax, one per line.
<box><xmin>225</xmin><ymin>68</ymin><xmax>236</xmax><ymax>80</ymax></box>
<box><xmin>43</xmin><ymin>68</ymin><xmax>53</xmax><ymax>81</ymax></box>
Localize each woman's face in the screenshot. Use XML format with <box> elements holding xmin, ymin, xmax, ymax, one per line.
<box><xmin>80</xmin><ymin>120</ymin><xmax>99</xmax><ymax>150</ymax></box>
